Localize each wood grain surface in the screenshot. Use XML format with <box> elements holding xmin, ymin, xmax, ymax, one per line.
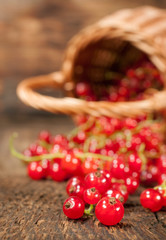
<box><xmin>0</xmin><ymin>1</ymin><xmax>166</xmax><ymax>239</ymax></box>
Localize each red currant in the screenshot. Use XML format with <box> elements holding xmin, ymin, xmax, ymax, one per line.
<box><xmin>111</xmin><ymin>182</ymin><xmax>128</xmax><ymax>203</ymax></box>
<box><xmin>49</xmin><ymin>161</ymin><xmax>67</xmax><ymax>182</ymax></box>
<box><xmin>75</xmin><ymin>82</ymin><xmax>91</xmax><ymax>97</ymax></box>
<box><xmin>103</xmin><ymin>189</ymin><xmax>124</xmax><ymax>204</ymax></box>
<box><xmin>84</xmin><ymin>171</ymin><xmax>110</xmax><ymax>194</ymax></box>
<box><xmin>125</xmin><ymin>177</ymin><xmax>139</xmax><ymax>194</ymax></box>
<box><xmin>72</xmin><ymin>131</ymin><xmax>86</xmax><ymax>144</ymax></box>
<box><xmin>38</xmin><ymin>130</ymin><xmax>51</xmax><ymax>143</ymax></box>
<box><xmin>27</xmin><ymin>162</ymin><xmax>45</xmax><ymax>180</ymax></box>
<box><xmin>66</xmin><ymin>176</ymin><xmax>84</xmax><ymax>195</ymax></box>
<box><xmin>95</xmin><ymin>197</ymin><xmax>124</xmax><ymax>225</ymax></box>
<box><xmin>128</xmin><ymin>153</ymin><xmax>142</xmax><ymax>172</ymax></box>
<box><xmin>140</xmin><ymin>188</ymin><xmax>163</xmax><ymax>212</ymax></box>
<box><xmin>83</xmin><ymin>187</ymin><xmax>101</xmax><ymax>204</ymax></box>
<box><xmin>61</xmin><ymin>153</ymin><xmax>81</xmax><ymax>174</ymax></box>
<box><xmin>68</xmin><ymin>184</ymin><xmax>85</xmax><ymax>199</ymax></box>
<box><xmin>63</xmin><ymin>196</ymin><xmax>85</xmax><ymax>219</ymax></box>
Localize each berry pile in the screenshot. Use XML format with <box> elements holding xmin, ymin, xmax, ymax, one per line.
<box><xmin>10</xmin><ymin>59</ymin><xmax>166</xmax><ymax>225</ymax></box>
<box><xmin>75</xmin><ymin>60</ymin><xmax>164</xmax><ymax>102</ymax></box>
<box><xmin>11</xmin><ymin>115</ymin><xmax>166</xmax><ymax>225</ymax></box>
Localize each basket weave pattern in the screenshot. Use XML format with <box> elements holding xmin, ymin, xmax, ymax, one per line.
<box><xmin>17</xmin><ymin>6</ymin><xmax>166</xmax><ymax>118</ymax></box>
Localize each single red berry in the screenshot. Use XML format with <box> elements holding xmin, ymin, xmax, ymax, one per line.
<box><xmin>157</xmin><ymin>155</ymin><xmax>166</xmax><ymax>173</ymax></box>
<box><xmin>49</xmin><ymin>161</ymin><xmax>67</xmax><ymax>182</ymax></box>
<box><xmin>99</xmin><ymin>169</ymin><xmax>112</xmax><ymax>183</ymax></box>
<box><xmin>102</xmin><ymin>124</ymin><xmax>115</xmax><ymax>135</ymax></box>
<box><xmin>72</xmin><ymin>131</ymin><xmax>86</xmax><ymax>144</ymax></box>
<box><xmin>23</xmin><ymin>148</ymin><xmax>32</xmax><ymax>157</ymax></box>
<box><xmin>84</xmin><ymin>171</ymin><xmax>110</xmax><ymax>194</ymax></box>
<box><xmin>61</xmin><ymin>153</ymin><xmax>81</xmax><ymax>174</ymax></box>
<box><xmin>125</xmin><ymin>177</ymin><xmax>139</xmax><ymax>194</ymax></box>
<box><xmin>38</xmin><ymin>130</ymin><xmax>51</xmax><ymax>143</ymax></box>
<box><xmin>68</xmin><ymin>184</ymin><xmax>85</xmax><ymax>199</ymax></box>
<box><xmin>110</xmin><ymin>157</ymin><xmax>126</xmax><ymax>179</ymax></box>
<box><xmin>52</xmin><ymin>134</ymin><xmax>68</xmax><ymax>148</ymax></box>
<box><xmin>123</xmin><ymin>118</ymin><xmax>137</xmax><ymax>129</ymax></box>
<box><xmin>127</xmin><ymin>135</ymin><xmax>142</xmax><ymax>152</ymax></box>
<box><xmin>27</xmin><ymin>162</ymin><xmax>45</xmax><ymax>180</ymax></box>
<box><xmin>83</xmin><ymin>187</ymin><xmax>101</xmax><ymax>204</ymax></box>
<box><xmin>109</xmin><ymin>118</ymin><xmax>122</xmax><ymax>130</ymax></box>
<box><xmin>41</xmin><ymin>159</ymin><xmax>50</xmax><ymax>178</ymax></box>
<box><xmin>66</xmin><ymin>176</ymin><xmax>84</xmax><ymax>195</ymax></box>
<box><xmin>29</xmin><ymin>144</ymin><xmax>47</xmax><ymax>156</ymax></box>
<box><xmin>95</xmin><ymin>197</ymin><xmax>124</xmax><ymax>226</ymax></box>
<box><xmin>146</xmin><ymin>136</ymin><xmax>159</xmax><ymax>152</ymax></box>
<box><xmin>81</xmin><ymin>158</ymin><xmax>100</xmax><ymax>175</ymax></box>
<box><xmin>103</xmin><ymin>189</ymin><xmax>124</xmax><ymax>204</ymax></box>
<box><xmin>111</xmin><ymin>182</ymin><xmax>128</xmax><ymax>203</ymax></box>
<box><xmin>75</xmin><ymin>82</ymin><xmax>91</xmax><ymax>97</ymax></box>
<box><xmin>128</xmin><ymin>153</ymin><xmax>142</xmax><ymax>172</ymax></box>
<box><xmin>155</xmin><ymin>185</ymin><xmax>166</xmax><ymax>207</ymax></box>
<box><xmin>158</xmin><ymin>173</ymin><xmax>166</xmax><ymax>185</ymax></box>
<box><xmin>140</xmin><ymin>188</ymin><xmax>163</xmax><ymax>212</ymax></box>
<box><xmin>63</xmin><ymin>196</ymin><xmax>85</xmax><ymax>219</ymax></box>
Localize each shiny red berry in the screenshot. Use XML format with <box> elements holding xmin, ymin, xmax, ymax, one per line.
<box><xmin>125</xmin><ymin>177</ymin><xmax>139</xmax><ymax>194</ymax></box>
<box><xmin>81</xmin><ymin>158</ymin><xmax>100</xmax><ymax>175</ymax></box>
<box><xmin>95</xmin><ymin>197</ymin><xmax>124</xmax><ymax>225</ymax></box>
<box><xmin>27</xmin><ymin>162</ymin><xmax>45</xmax><ymax>180</ymax></box>
<box><xmin>110</xmin><ymin>157</ymin><xmax>126</xmax><ymax>179</ymax></box>
<box><xmin>158</xmin><ymin>173</ymin><xmax>166</xmax><ymax>185</ymax></box>
<box><xmin>84</xmin><ymin>171</ymin><xmax>110</xmax><ymax>194</ymax></box>
<box><xmin>61</xmin><ymin>153</ymin><xmax>81</xmax><ymax>174</ymax></box>
<box><xmin>83</xmin><ymin>187</ymin><xmax>101</xmax><ymax>204</ymax></box>
<box><xmin>68</xmin><ymin>184</ymin><xmax>85</xmax><ymax>199</ymax></box>
<box><xmin>72</xmin><ymin>131</ymin><xmax>86</xmax><ymax>144</ymax></box>
<box><xmin>49</xmin><ymin>161</ymin><xmax>67</xmax><ymax>182</ymax></box>
<box><xmin>103</xmin><ymin>189</ymin><xmax>124</xmax><ymax>204</ymax></box>
<box><xmin>29</xmin><ymin>144</ymin><xmax>47</xmax><ymax>156</ymax></box>
<box><xmin>155</xmin><ymin>184</ymin><xmax>166</xmax><ymax>207</ymax></box>
<box><xmin>111</xmin><ymin>182</ymin><xmax>128</xmax><ymax>203</ymax></box>
<box><xmin>128</xmin><ymin>153</ymin><xmax>142</xmax><ymax>172</ymax></box>
<box><xmin>63</xmin><ymin>196</ymin><xmax>85</xmax><ymax>219</ymax></box>
<box><xmin>140</xmin><ymin>189</ymin><xmax>163</xmax><ymax>212</ymax></box>
<box><xmin>75</xmin><ymin>82</ymin><xmax>91</xmax><ymax>97</ymax></box>
<box><xmin>38</xmin><ymin>130</ymin><xmax>51</xmax><ymax>143</ymax></box>
<box><xmin>52</xmin><ymin>134</ymin><xmax>68</xmax><ymax>147</ymax></box>
<box><xmin>66</xmin><ymin>176</ymin><xmax>84</xmax><ymax>195</ymax></box>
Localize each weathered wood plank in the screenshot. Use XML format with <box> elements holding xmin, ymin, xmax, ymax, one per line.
<box><xmin>0</xmin><ymin>176</ymin><xmax>166</xmax><ymax>240</ymax></box>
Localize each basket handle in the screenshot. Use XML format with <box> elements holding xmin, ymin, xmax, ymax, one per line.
<box><xmin>17</xmin><ymin>71</ymin><xmax>166</xmax><ymax>118</ymax></box>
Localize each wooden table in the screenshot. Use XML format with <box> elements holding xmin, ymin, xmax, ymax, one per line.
<box><xmin>0</xmin><ymin>1</ymin><xmax>166</xmax><ymax>239</ymax></box>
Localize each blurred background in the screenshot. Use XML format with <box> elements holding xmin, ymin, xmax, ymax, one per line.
<box><xmin>1</xmin><ymin>0</ymin><xmax>166</xmax><ymax>175</ymax></box>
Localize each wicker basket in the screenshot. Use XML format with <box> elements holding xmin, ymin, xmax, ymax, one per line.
<box><xmin>17</xmin><ymin>6</ymin><xmax>166</xmax><ymax>119</ymax></box>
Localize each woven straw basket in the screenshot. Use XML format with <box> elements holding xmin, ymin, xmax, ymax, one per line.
<box><xmin>17</xmin><ymin>6</ymin><xmax>166</xmax><ymax>119</ymax></box>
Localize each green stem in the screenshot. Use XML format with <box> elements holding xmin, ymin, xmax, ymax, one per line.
<box><xmin>138</xmin><ymin>143</ymin><xmax>146</xmax><ymax>153</ymax></box>
<box><xmin>84</xmin><ymin>204</ymin><xmax>94</xmax><ymax>215</ymax></box>
<box><xmin>39</xmin><ymin>140</ymin><xmax>52</xmax><ymax>151</ymax></box>
<box><xmin>10</xmin><ymin>133</ymin><xmax>64</xmax><ymax>162</ymax></box>
<box><xmin>76</xmin><ymin>152</ymin><xmax>113</xmax><ymax>162</ymax></box>
<box><xmin>10</xmin><ymin>133</ymin><xmax>113</xmax><ymax>164</ymax></box>
<box><xmin>67</xmin><ymin>117</ymin><xmax>95</xmax><ymax>140</ymax></box>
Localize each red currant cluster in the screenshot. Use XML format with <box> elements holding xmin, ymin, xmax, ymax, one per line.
<box><xmin>11</xmin><ymin>114</ymin><xmax>166</xmax><ymax>225</ymax></box>
<box><xmin>75</xmin><ymin>60</ymin><xmax>164</xmax><ymax>102</ymax></box>
<box><xmin>63</xmin><ymin>171</ymin><xmax>124</xmax><ymax>225</ymax></box>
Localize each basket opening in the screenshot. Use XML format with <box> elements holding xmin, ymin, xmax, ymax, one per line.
<box><xmin>72</xmin><ymin>37</ymin><xmax>164</xmax><ymax>101</ymax></box>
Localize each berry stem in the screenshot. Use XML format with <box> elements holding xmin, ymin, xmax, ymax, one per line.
<box><xmin>10</xmin><ymin>133</ymin><xmax>64</xmax><ymax>162</ymax></box>
<box><xmin>76</xmin><ymin>152</ymin><xmax>113</xmax><ymax>162</ymax></box>
<box><xmin>67</xmin><ymin>117</ymin><xmax>95</xmax><ymax>140</ymax></box>
<box><xmin>84</xmin><ymin>204</ymin><xmax>94</xmax><ymax>215</ymax></box>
